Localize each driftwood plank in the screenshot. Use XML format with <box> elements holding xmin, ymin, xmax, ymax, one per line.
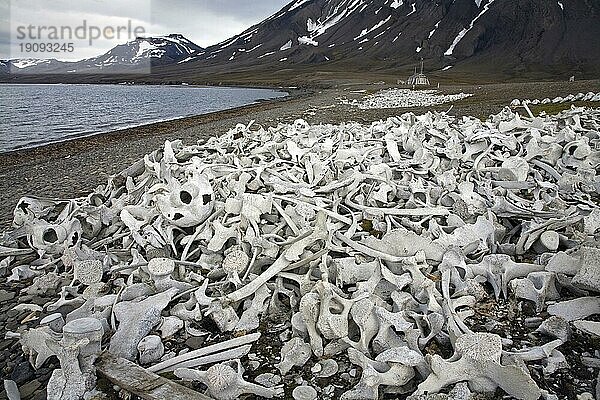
<box><xmin>96</xmin><ymin>353</ymin><xmax>213</xmax><ymax>400</ymax></box>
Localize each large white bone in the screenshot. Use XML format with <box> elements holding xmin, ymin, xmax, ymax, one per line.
<box><xmin>417</xmin><ymin>333</ymin><xmax>541</xmax><ymax>400</ymax></box>
<box><xmin>175</xmin><ymin>359</ymin><xmax>282</xmax><ymax>400</ymax></box>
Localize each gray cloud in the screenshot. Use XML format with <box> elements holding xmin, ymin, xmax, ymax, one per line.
<box><xmin>148</xmin><ymin>0</ymin><xmax>290</xmax><ymax>46</ymax></box>
<box><xmin>0</xmin><ymin>0</ymin><xmax>290</xmax><ymax>59</ymax></box>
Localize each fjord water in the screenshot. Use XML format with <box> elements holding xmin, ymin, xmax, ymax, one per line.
<box><xmin>0</xmin><ymin>84</ymin><xmax>287</xmax><ymax>153</ymax></box>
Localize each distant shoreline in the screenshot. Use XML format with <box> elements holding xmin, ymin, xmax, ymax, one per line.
<box><xmin>0</xmin><ymin>84</ymin><xmax>297</xmax><ymax>155</ymax></box>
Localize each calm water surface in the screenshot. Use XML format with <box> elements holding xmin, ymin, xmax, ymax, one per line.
<box><xmin>0</xmin><ymin>84</ymin><xmax>287</xmax><ymax>152</ymax></box>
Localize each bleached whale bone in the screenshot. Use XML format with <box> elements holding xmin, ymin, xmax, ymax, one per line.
<box><xmin>175</xmin><ymin>359</ymin><xmax>283</xmax><ymax>400</ymax></box>
<box><xmin>417</xmin><ymin>332</ymin><xmax>541</xmax><ymax>400</ymax></box>
<box><xmin>341</xmin><ymin>347</ymin><xmax>422</xmax><ymax>400</ymax></box>
<box><xmin>148</xmin><ymin>332</ymin><xmax>260</xmax><ymax>373</ymax></box>
<box><xmin>224</xmin><ymin>211</ymin><xmax>328</xmax><ymax>303</ymax></box>
<box><xmin>137</xmin><ymin>335</ymin><xmax>165</xmax><ymax>365</ymax></box>
<box><xmin>147</xmin><ymin>257</ymin><xmax>193</xmax><ymax>293</ymax></box>
<box><xmin>510</xmin><ymin>271</ymin><xmax>561</xmax><ymax>313</ymax></box>
<box><xmin>109</xmin><ymin>288</ymin><xmax>178</xmax><ymax>360</ymax></box>
<box><xmin>61</xmin><ymin>317</ymin><xmax>104</xmax><ymax>391</ymax></box>
<box><xmin>235</xmin><ymin>282</ymin><xmax>271</xmax><ymax>332</ymax></box>
<box><xmin>546</xmin><ymin>297</ymin><xmax>600</xmax><ymax>321</ymax></box>
<box><xmin>27</xmin><ymin>218</ymin><xmax>82</xmax><ymax>256</ymax></box>
<box><xmin>46</xmin><ymin>336</ymin><xmax>89</xmax><ymax>400</ymax></box>
<box><xmin>470</xmin><ymin>255</ymin><xmax>545</xmax><ymax>299</ymax></box>
<box><xmin>154</xmin><ymin>171</ymin><xmax>215</xmax><ymax>228</ymax></box>
<box><xmin>572</xmin><ymin>246</ymin><xmax>600</xmax><ymax>292</ymax></box>
<box><xmin>19</xmin><ymin>326</ymin><xmax>60</xmax><ymax>369</ymax></box>
<box><xmin>275</xmin><ymin>337</ymin><xmax>312</xmax><ymax>374</ymax></box>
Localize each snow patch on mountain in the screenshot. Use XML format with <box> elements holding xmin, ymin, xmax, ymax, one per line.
<box><xmin>389</xmin><ymin>0</ymin><xmax>403</xmax><ymax>8</ymax></box>
<box><xmin>280</xmin><ymin>40</ymin><xmax>293</xmax><ymax>51</ymax></box>
<box><xmin>445</xmin><ymin>0</ymin><xmax>496</xmax><ymax>56</ymax></box>
<box><xmin>289</xmin><ymin>0</ymin><xmax>313</xmax><ymax>11</ymax></box>
<box><xmin>258</xmin><ymin>51</ymin><xmax>276</xmax><ymax>59</ymax></box>
<box><xmin>10</xmin><ymin>59</ymin><xmax>53</xmax><ymax>69</ymax></box>
<box><xmin>299</xmin><ymin>36</ymin><xmax>319</xmax><ymax>46</ymax></box>
<box><xmin>428</xmin><ymin>21</ymin><xmax>441</xmax><ymax>39</ymax></box>
<box><xmin>354</xmin><ymin>16</ymin><xmax>391</xmax><ymax>40</ymax></box>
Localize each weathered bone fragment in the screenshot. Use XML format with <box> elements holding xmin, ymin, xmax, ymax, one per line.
<box><xmin>175</xmin><ymin>359</ymin><xmax>282</xmax><ymax>400</ymax></box>
<box><xmin>235</xmin><ymin>283</ymin><xmax>271</xmax><ymax>332</ymax></box>
<box><xmin>536</xmin><ymin>316</ymin><xmax>572</xmax><ymax>342</ymax></box>
<box><xmin>417</xmin><ymin>333</ymin><xmax>541</xmax><ymax>400</ymax></box>
<box><xmin>547</xmin><ymin>297</ymin><xmax>600</xmax><ymax>321</ymax></box>
<box><xmin>572</xmin><ymin>247</ymin><xmax>600</xmax><ymax>292</ymax></box>
<box><xmin>276</xmin><ymin>337</ymin><xmax>312</xmax><ymax>374</ymax></box>
<box><xmin>3</xmin><ymin>380</ymin><xmax>20</xmax><ymax>400</ymax></box>
<box><xmin>147</xmin><ymin>257</ymin><xmax>192</xmax><ymax>293</ymax></box>
<box><xmin>342</xmin><ymin>346</ymin><xmax>422</xmax><ymax>400</ymax></box>
<box><xmin>46</xmin><ymin>337</ymin><xmax>89</xmax><ymax>400</ymax></box>
<box><xmin>471</xmin><ymin>255</ymin><xmax>545</xmax><ymax>299</ymax></box>
<box><xmin>510</xmin><ymin>272</ymin><xmax>560</xmax><ymax>312</ymax></box>
<box><xmin>149</xmin><ymin>333</ymin><xmax>260</xmax><ymax>373</ymax></box>
<box><xmin>158</xmin><ymin>316</ymin><xmax>184</xmax><ymax>339</ymax></box>
<box><xmin>545</xmin><ymin>252</ymin><xmax>580</xmax><ymax>276</ymax></box>
<box><xmin>20</xmin><ymin>326</ymin><xmax>60</xmax><ymax>369</ymax></box>
<box><xmin>40</xmin><ymin>313</ymin><xmax>65</xmax><ymax>333</ymax></box>
<box><xmin>138</xmin><ymin>335</ymin><xmax>165</xmax><ymax>364</ymax></box>
<box><xmin>572</xmin><ymin>320</ymin><xmax>600</xmax><ymax>337</ymax></box>
<box><xmin>109</xmin><ymin>288</ymin><xmax>178</xmax><ymax>360</ymax></box>
<box><xmin>155</xmin><ymin>171</ymin><xmax>215</xmax><ymax>228</ymax></box>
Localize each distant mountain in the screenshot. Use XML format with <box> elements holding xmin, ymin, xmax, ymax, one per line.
<box><xmin>1</xmin><ymin>34</ymin><xmax>204</xmax><ymax>75</ymax></box>
<box><xmin>85</xmin><ymin>34</ymin><xmax>204</xmax><ymax>68</ymax></box>
<box><xmin>174</xmin><ymin>0</ymin><xmax>600</xmax><ymax>77</ymax></box>
<box><xmin>3</xmin><ymin>1</ymin><xmax>599</xmax><ymax>82</ymax></box>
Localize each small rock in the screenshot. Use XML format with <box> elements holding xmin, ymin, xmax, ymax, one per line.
<box><xmin>293</xmin><ymin>385</ymin><xmax>317</xmax><ymax>400</ymax></box>
<box><xmin>537</xmin><ymin>316</ymin><xmax>572</xmax><ymax>342</ymax></box>
<box><xmin>310</xmin><ymin>363</ymin><xmax>322</xmax><ymax>374</ymax></box>
<box><xmin>10</xmin><ymin>361</ymin><xmax>34</xmax><ymax>385</ymax></box>
<box><xmin>3</xmin><ymin>379</ymin><xmax>20</xmax><ymax>400</ymax></box>
<box><xmin>577</xmin><ymin>393</ymin><xmax>594</xmax><ymax>400</ymax></box>
<box><xmin>323</xmin><ymin>385</ymin><xmax>335</xmax><ymax>396</ymax></box>
<box><xmin>248</xmin><ymin>360</ymin><xmax>260</xmax><ymax>370</ymax></box>
<box><xmin>573</xmin><ymin>247</ymin><xmax>600</xmax><ymax>292</ymax></box>
<box><xmin>0</xmin><ymin>290</ymin><xmax>15</xmax><ymax>303</ymax></box>
<box><xmin>19</xmin><ymin>379</ymin><xmax>42</xmax><ymax>398</ymax></box>
<box><xmin>317</xmin><ymin>359</ymin><xmax>339</xmax><ymax>378</ymax></box>
<box><xmin>255</xmin><ymin>373</ymin><xmax>282</xmax><ymax>388</ymax></box>
<box><xmin>185</xmin><ymin>337</ymin><xmax>205</xmax><ymax>349</ymax></box>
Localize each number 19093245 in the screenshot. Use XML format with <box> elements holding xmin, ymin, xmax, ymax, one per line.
<box><xmin>19</xmin><ymin>42</ymin><xmax>74</xmax><ymax>52</ymax></box>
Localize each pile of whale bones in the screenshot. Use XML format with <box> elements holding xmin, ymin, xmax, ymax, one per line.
<box><xmin>511</xmin><ymin>92</ymin><xmax>600</xmax><ymax>107</ymax></box>
<box><xmin>340</xmin><ymin>89</ymin><xmax>473</xmax><ymax>110</ymax></box>
<box><xmin>2</xmin><ymin>103</ymin><xmax>600</xmax><ymax>400</ymax></box>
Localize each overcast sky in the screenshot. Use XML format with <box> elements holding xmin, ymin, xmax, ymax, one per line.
<box><xmin>0</xmin><ymin>0</ymin><xmax>290</xmax><ymax>60</ymax></box>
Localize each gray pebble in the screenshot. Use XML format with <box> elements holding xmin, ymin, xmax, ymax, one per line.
<box><xmin>293</xmin><ymin>385</ymin><xmax>317</xmax><ymax>400</ymax></box>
